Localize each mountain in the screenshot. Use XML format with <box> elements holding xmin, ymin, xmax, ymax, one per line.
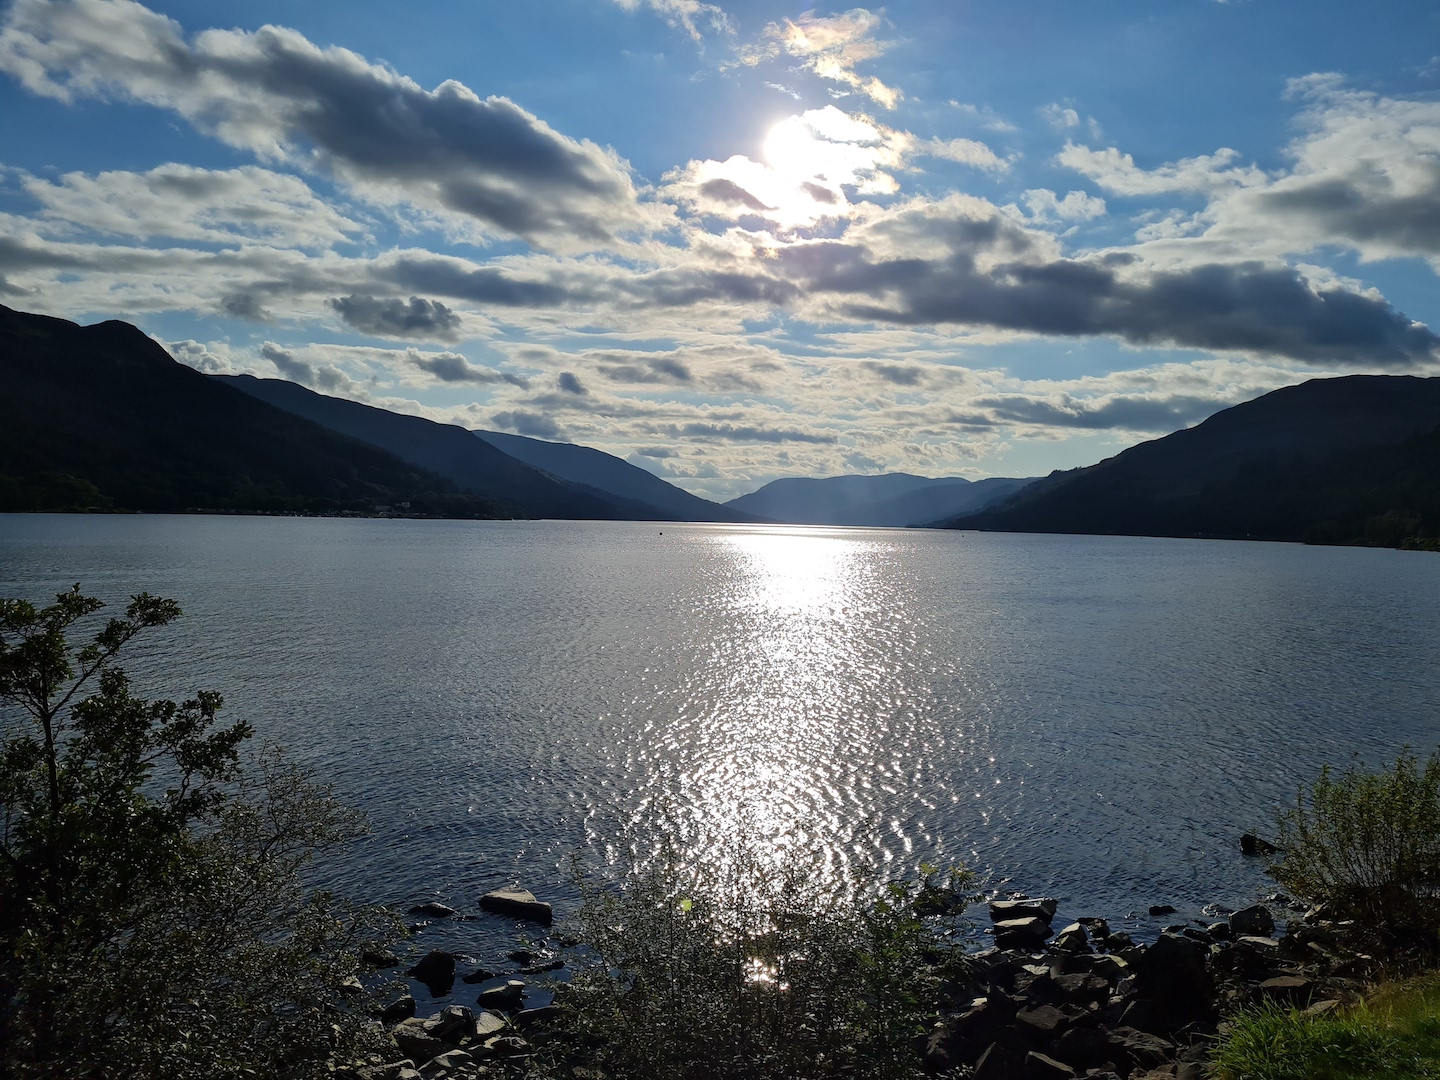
<box><xmin>218</xmin><ymin>375</ymin><xmax>660</xmax><ymax>520</ymax></box>
<box><xmin>726</xmin><ymin>472</ymin><xmax>1034</xmax><ymax>526</ymax></box>
<box><xmin>0</xmin><ymin>304</ymin><xmax>510</xmax><ymax>517</ymax></box>
<box><xmin>474</xmin><ymin>429</ymin><xmax>753</xmax><ymax>523</ymax></box>
<box><xmin>949</xmin><ymin>375</ymin><xmax>1440</xmax><ymax>545</ymax></box>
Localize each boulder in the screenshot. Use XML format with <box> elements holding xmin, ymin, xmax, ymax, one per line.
<box><xmin>461</xmin><ymin>967</ymin><xmax>499</xmax><ymax>984</ymax></box>
<box><xmin>357</xmin><ymin>1062</ymin><xmax>420</xmax><ymax>1080</ymax></box>
<box><xmin>1105</xmin><ymin>1027</ymin><xmax>1175</xmax><ymax>1071</ymax></box>
<box><xmin>1241</xmin><ymin>833</ymin><xmax>1279</xmax><ymax>856</ymax></box>
<box><xmin>409</xmin><ymin>902</ymin><xmax>458</xmax><ymax>918</ymax></box>
<box><xmin>514</xmin><ymin>1003</ymin><xmax>562</xmax><ymax>1029</ymax></box>
<box><xmin>991</xmin><ymin>898</ymin><xmax>1059</xmax><ymax>924</ymax></box>
<box><xmin>1148</xmin><ymin>905</ymin><xmax>1176</xmax><ymax>917</ymax></box>
<box><xmin>1017</xmin><ymin>1003</ymin><xmax>1071</xmax><ymax>1037</ymax></box>
<box><xmin>1052</xmin><ymin>922</ymin><xmax>1091</xmax><ymax>953</ymax></box>
<box><xmin>380</xmin><ymin>994</ymin><xmax>417</xmax><ymax>1024</ymax></box>
<box><xmin>1259</xmin><ymin>975</ymin><xmax>1314</xmax><ymax>1006</ymax></box>
<box><xmin>363</xmin><ymin>947</ymin><xmax>401</xmax><ymax>968</ymax></box>
<box><xmin>973</xmin><ymin>1043</ymin><xmax>1017</xmax><ymax>1080</ymax></box>
<box><xmin>391</xmin><ymin>1018</ymin><xmax>447</xmax><ymax>1064</ymax></box>
<box><xmin>1024</xmin><ymin>1050</ymin><xmax>1077</xmax><ymax>1079</ymax></box>
<box><xmin>475</xmin><ymin>1009</ymin><xmax>508</xmax><ymax>1039</ymax></box>
<box><xmin>1229</xmin><ymin>905</ymin><xmax>1275</xmax><ymax>937</ymax></box>
<box><xmin>406</xmin><ymin>951</ymin><xmax>456</xmax><ymax>997</ymax></box>
<box><xmin>996</xmin><ymin>916</ymin><xmax>1053</xmax><ymax>950</ymax></box>
<box><xmin>1133</xmin><ymin>934</ymin><xmax>1213</xmax><ymax>1020</ymax></box>
<box><xmin>476</xmin><ymin>979</ymin><xmax>526</xmax><ymax>1011</ymax></box>
<box><xmin>431</xmin><ymin>1005</ymin><xmax>476</xmax><ymax>1043</ymax></box>
<box><xmin>479</xmin><ymin>887</ymin><xmax>553</xmax><ymax>925</ymax></box>
<box><xmin>420</xmin><ymin>1048</ymin><xmax>473</xmax><ymax>1076</ymax></box>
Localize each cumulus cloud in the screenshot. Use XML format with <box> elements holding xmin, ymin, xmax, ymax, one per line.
<box><xmin>0</xmin><ymin>0</ymin><xmax>659</xmax><ymax>250</ymax></box>
<box><xmin>735</xmin><ymin>8</ymin><xmax>900</xmax><ymax>109</ymax></box>
<box><xmin>1040</xmin><ymin>104</ymin><xmax>1080</xmax><ymax>130</ymax></box>
<box><xmin>490</xmin><ymin>409</ymin><xmax>564</xmax><ymax>440</ymax></box>
<box><xmin>407</xmin><ymin>349</ymin><xmax>526</xmax><ymax>386</ymax></box>
<box><xmin>920</xmin><ymin>137</ymin><xmax>1010</xmax><ymax>172</ymax></box>
<box><xmin>329</xmin><ymin>294</ymin><xmax>463</xmax><ymax>341</ymax></box>
<box><xmin>259</xmin><ymin>341</ymin><xmax>363</xmax><ymax>393</ymax></box>
<box><xmin>1058</xmin><ymin>144</ymin><xmax>1267</xmax><ymax>196</ymax></box>
<box><xmin>22</xmin><ymin>163</ymin><xmax>362</xmax><ymax>247</ymax></box>
<box><xmin>1017</xmin><ymin>188</ymin><xmax>1107</xmax><ymax>223</ymax></box>
<box><xmin>557</xmin><ymin>371</ymin><xmax>589</xmax><ymax>395</ymax></box>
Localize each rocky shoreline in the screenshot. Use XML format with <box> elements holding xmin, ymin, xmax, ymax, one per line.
<box><xmin>344</xmin><ymin>872</ymin><xmax>1402</xmax><ymax>1080</ymax></box>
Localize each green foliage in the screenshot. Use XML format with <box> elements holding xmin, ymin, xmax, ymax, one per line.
<box><xmin>532</xmin><ymin>849</ymin><xmax>977</xmax><ymax>1080</ymax></box>
<box><xmin>0</xmin><ymin>585</ymin><xmax>398</xmax><ymax>1079</ymax></box>
<box><xmin>1270</xmin><ymin>749</ymin><xmax>1440</xmax><ymax>928</ymax></box>
<box><xmin>1209</xmin><ymin>977</ymin><xmax>1440</xmax><ymax>1080</ymax></box>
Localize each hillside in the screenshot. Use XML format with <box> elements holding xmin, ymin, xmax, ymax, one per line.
<box><xmin>219</xmin><ymin>376</ymin><xmax>653</xmax><ymax>520</ymax></box>
<box><xmin>727</xmin><ymin>472</ymin><xmax>1033</xmax><ymax>527</ymax></box>
<box><xmin>0</xmin><ymin>305</ymin><xmax>510</xmax><ymax>517</ymax></box>
<box><xmin>475</xmin><ymin>429</ymin><xmax>753</xmax><ymax>523</ymax></box>
<box><xmin>950</xmin><ymin>375</ymin><xmax>1440</xmax><ymax>545</ymax></box>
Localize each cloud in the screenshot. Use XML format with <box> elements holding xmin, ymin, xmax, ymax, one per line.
<box><xmin>1018</xmin><ymin>188</ymin><xmax>1107</xmax><ymax>223</ymax></box>
<box><xmin>0</xmin><ymin>0</ymin><xmax>659</xmax><ymax>250</ymax></box>
<box><xmin>669</xmin><ymin>421</ymin><xmax>838</xmax><ymax>444</ymax></box>
<box><xmin>259</xmin><ymin>341</ymin><xmax>362</xmax><ymax>393</ymax></box>
<box><xmin>21</xmin><ymin>163</ymin><xmax>363</xmax><ymax>248</ymax></box>
<box><xmin>736</xmin><ymin>8</ymin><xmax>900</xmax><ymax>109</ymax></box>
<box><xmin>633</xmin><ymin>445</ymin><xmax>679</xmax><ymax>458</ymax></box>
<box><xmin>557</xmin><ymin>371</ymin><xmax>589</xmax><ymax>395</ymax></box>
<box><xmin>407</xmin><ymin>349</ymin><xmax>526</xmax><ymax>385</ymax></box>
<box><xmin>1057</xmin><ymin>144</ymin><xmax>1267</xmax><ymax>196</ymax></box>
<box><xmin>490</xmin><ymin>409</ymin><xmax>564</xmax><ymax>440</ymax></box>
<box><xmin>920</xmin><ymin>137</ymin><xmax>1009</xmax><ymax>172</ymax></box>
<box><xmin>329</xmin><ymin>294</ymin><xmax>463</xmax><ymax>341</ymax></box>
<box><xmin>697</xmin><ymin>178</ymin><xmax>775</xmax><ymax>212</ymax></box>
<box><xmin>1040</xmin><ymin>104</ymin><xmax>1080</xmax><ymax>130</ymax></box>
<box><xmin>611</xmin><ymin>0</ymin><xmax>733</xmax><ymax>41</ymax></box>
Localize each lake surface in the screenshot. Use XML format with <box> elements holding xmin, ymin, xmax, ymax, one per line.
<box><xmin>3</xmin><ymin>514</ymin><xmax>1439</xmax><ymax>981</ymax></box>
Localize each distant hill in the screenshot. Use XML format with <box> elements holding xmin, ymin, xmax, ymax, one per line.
<box><xmin>726</xmin><ymin>472</ymin><xmax>1034</xmax><ymax>527</ymax></box>
<box><xmin>0</xmin><ymin>304</ymin><xmax>510</xmax><ymax>517</ymax></box>
<box><xmin>219</xmin><ymin>375</ymin><xmax>658</xmax><ymax>520</ymax></box>
<box><xmin>475</xmin><ymin>429</ymin><xmax>753</xmax><ymax>523</ymax></box>
<box><xmin>949</xmin><ymin>374</ymin><xmax>1440</xmax><ymax>546</ymax></box>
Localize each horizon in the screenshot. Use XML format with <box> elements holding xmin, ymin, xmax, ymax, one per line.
<box><xmin>1</xmin><ymin>0</ymin><xmax>1437</xmax><ymax>500</ymax></box>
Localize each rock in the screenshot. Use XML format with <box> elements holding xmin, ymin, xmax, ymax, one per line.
<box><xmin>1105</xmin><ymin>931</ymin><xmax>1135</xmax><ymax>950</ymax></box>
<box><xmin>380</xmin><ymin>994</ymin><xmax>417</xmax><ymax>1024</ymax></box>
<box><xmin>1148</xmin><ymin>905</ymin><xmax>1176</xmax><ymax>917</ymax></box>
<box><xmin>1077</xmin><ymin>917</ymin><xmax>1112</xmax><ymax>941</ymax></box>
<box><xmin>1024</xmin><ymin>1050</ymin><xmax>1078</xmax><ymax>1079</ymax></box>
<box><xmin>1259</xmin><ymin>975</ymin><xmax>1314</xmax><ymax>1006</ymax></box>
<box><xmin>461</xmin><ymin>968</ymin><xmax>499</xmax><ymax>984</ymax></box>
<box><xmin>420</xmin><ymin>1048</ymin><xmax>472</xmax><ymax>1076</ymax></box>
<box><xmin>431</xmin><ymin>1005</ymin><xmax>476</xmax><ymax>1043</ymax></box>
<box><xmin>1052</xmin><ymin>923</ymin><xmax>1091</xmax><ymax>953</ymax></box>
<box><xmin>1241</xmin><ymin>833</ymin><xmax>1279</xmax><ymax>856</ymax></box>
<box><xmin>479</xmin><ymin>886</ymin><xmax>553</xmax><ymax>925</ymax></box>
<box><xmin>1054</xmin><ymin>1025</ymin><xmax>1110</xmax><ymax>1070</ymax></box>
<box><xmin>475</xmin><ymin>1009</ymin><xmax>508</xmax><ymax>1039</ymax></box>
<box><xmin>1105</xmin><ymin>1027</ymin><xmax>1175</xmax><ymax>1071</ymax></box>
<box><xmin>1017</xmin><ymin>1003</ymin><xmax>1071</xmax><ymax>1037</ymax></box>
<box><xmin>973</xmin><ymin>1043</ymin><xmax>1017</xmax><ymax>1080</ymax></box>
<box><xmin>339</xmin><ymin>975</ymin><xmax>364</xmax><ymax>996</ymax></box>
<box><xmin>1206</xmin><ymin>921</ymin><xmax>1232</xmax><ymax>941</ymax></box>
<box><xmin>391</xmin><ymin>1018</ymin><xmax>447</xmax><ymax>1064</ymax></box>
<box><xmin>506</xmin><ymin>949</ymin><xmax>537</xmax><ymax>964</ymax></box>
<box><xmin>407</xmin><ymin>951</ymin><xmax>457</xmax><ymax>996</ymax></box>
<box><xmin>520</xmin><ymin>958</ymin><xmax>565</xmax><ymax>975</ymax></box>
<box><xmin>915</xmin><ymin>884</ymin><xmax>971</xmax><ymax>916</ymax></box>
<box><xmin>357</xmin><ymin>1061</ymin><xmax>419</xmax><ymax>1080</ymax></box>
<box><xmin>1229</xmin><ymin>905</ymin><xmax>1275</xmax><ymax>937</ymax></box>
<box><xmin>476</xmin><ymin>979</ymin><xmax>526</xmax><ymax>1011</ymax></box>
<box><xmin>514</xmin><ymin>1003</ymin><xmax>562</xmax><ymax>1029</ymax></box>
<box><xmin>1133</xmin><ymin>934</ymin><xmax>1213</xmax><ymax>1021</ymax></box>
<box><xmin>991</xmin><ymin>898</ymin><xmax>1060</xmax><ymax>924</ymax></box>
<box><xmin>364</xmin><ymin>947</ymin><xmax>401</xmax><ymax>968</ymax></box>
<box><xmin>1302</xmin><ymin>998</ymin><xmax>1343</xmax><ymax>1018</ymax></box>
<box><xmin>996</xmin><ymin>916</ymin><xmax>1054</xmax><ymax>950</ymax></box>
<box><xmin>1053</xmin><ymin>973</ymin><xmax>1110</xmax><ymax>1004</ymax></box>
<box><xmin>409</xmin><ymin>902</ymin><xmax>459</xmax><ymax>918</ymax></box>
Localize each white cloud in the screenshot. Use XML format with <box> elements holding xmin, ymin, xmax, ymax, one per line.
<box><xmin>0</xmin><ymin>0</ymin><xmax>663</xmax><ymax>251</ymax></box>
<box><xmin>1039</xmin><ymin>103</ymin><xmax>1080</xmax><ymax>130</ymax></box>
<box><xmin>611</xmin><ymin>0</ymin><xmax>733</xmax><ymax>41</ymax></box>
<box><xmin>734</xmin><ymin>8</ymin><xmax>901</xmax><ymax>109</ymax></box>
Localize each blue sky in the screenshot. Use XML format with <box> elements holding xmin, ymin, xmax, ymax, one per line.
<box><xmin>1</xmin><ymin>0</ymin><xmax>1437</xmax><ymax>499</ymax></box>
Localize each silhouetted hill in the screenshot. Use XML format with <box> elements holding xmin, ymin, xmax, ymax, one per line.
<box><xmin>220</xmin><ymin>375</ymin><xmax>651</xmax><ymax>520</ymax></box>
<box><xmin>950</xmin><ymin>375</ymin><xmax>1440</xmax><ymax>546</ymax></box>
<box><xmin>0</xmin><ymin>305</ymin><xmax>510</xmax><ymax>517</ymax></box>
<box><xmin>475</xmin><ymin>429</ymin><xmax>754</xmax><ymax>523</ymax></box>
<box><xmin>727</xmin><ymin>472</ymin><xmax>1033</xmax><ymax>526</ymax></box>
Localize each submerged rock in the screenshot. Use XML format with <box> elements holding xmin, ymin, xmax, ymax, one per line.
<box><xmin>479</xmin><ymin>886</ymin><xmax>553</xmax><ymax>925</ymax></box>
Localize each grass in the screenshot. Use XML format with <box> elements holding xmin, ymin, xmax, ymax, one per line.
<box><xmin>1209</xmin><ymin>975</ymin><xmax>1440</xmax><ymax>1080</ymax></box>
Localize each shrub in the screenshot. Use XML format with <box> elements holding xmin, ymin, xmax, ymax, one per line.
<box><xmin>0</xmin><ymin>585</ymin><xmax>399</xmax><ymax>1079</ymax></box>
<box><xmin>1269</xmin><ymin>748</ymin><xmax>1440</xmax><ymax>929</ymax></box>
<box><xmin>532</xmin><ymin>848</ymin><xmax>977</xmax><ymax>1080</ymax></box>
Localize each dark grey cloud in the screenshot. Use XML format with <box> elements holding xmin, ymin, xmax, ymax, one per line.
<box><xmin>698</xmin><ymin>178</ymin><xmax>775</xmax><ymax>212</ymax></box>
<box><xmin>409</xmin><ymin>350</ymin><xmax>527</xmax><ymax>386</ymax></box>
<box><xmin>330</xmin><ymin>294</ymin><xmax>462</xmax><ymax>341</ymax></box>
<box><xmin>491</xmin><ymin>409</ymin><xmax>564</xmax><ymax>440</ymax></box>
<box><xmin>671</xmin><ymin>422</ymin><xmax>837</xmax><ymax>444</ymax></box>
<box><xmin>0</xmin><ymin>0</ymin><xmax>655</xmax><ymax>249</ymax></box>
<box><xmin>220</xmin><ymin>292</ymin><xmax>270</xmax><ymax>321</ymax></box>
<box><xmin>596</xmin><ymin>354</ymin><xmax>694</xmax><ymax>385</ymax></box>
<box><xmin>260</xmin><ymin>342</ymin><xmax>314</xmax><ymax>385</ymax></box>
<box><xmin>1255</xmin><ymin>166</ymin><xmax>1440</xmax><ymax>255</ymax></box>
<box><xmin>860</xmin><ymin>361</ymin><xmax>924</xmax><ymax>386</ymax></box>
<box><xmin>557</xmin><ymin>371</ymin><xmax>589</xmax><ymax>395</ymax></box>
<box><xmin>801</xmin><ymin>181</ymin><xmax>838</xmax><ymax>205</ymax></box>
<box><xmin>634</xmin><ymin>446</ymin><xmax>679</xmax><ymax>458</ymax></box>
<box><xmin>969</xmin><ymin>392</ymin><xmax>1232</xmax><ymax>432</ymax></box>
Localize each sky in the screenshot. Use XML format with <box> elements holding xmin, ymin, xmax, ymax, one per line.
<box><xmin>1</xmin><ymin>0</ymin><xmax>1438</xmax><ymax>501</ymax></box>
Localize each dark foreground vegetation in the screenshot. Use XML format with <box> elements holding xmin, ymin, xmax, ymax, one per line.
<box><xmin>6</xmin><ymin>584</ymin><xmax>1440</xmax><ymax>1079</ymax></box>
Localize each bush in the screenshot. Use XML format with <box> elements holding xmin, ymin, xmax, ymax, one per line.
<box><xmin>0</xmin><ymin>585</ymin><xmax>399</xmax><ymax>1079</ymax></box>
<box><xmin>531</xmin><ymin>848</ymin><xmax>977</xmax><ymax>1080</ymax></box>
<box><xmin>1269</xmin><ymin>748</ymin><xmax>1440</xmax><ymax>929</ymax></box>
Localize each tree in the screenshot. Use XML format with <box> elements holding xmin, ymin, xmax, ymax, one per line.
<box><xmin>0</xmin><ymin>585</ymin><xmax>397</xmax><ymax>1079</ymax></box>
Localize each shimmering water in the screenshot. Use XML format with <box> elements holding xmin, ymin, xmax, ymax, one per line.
<box><xmin>3</xmin><ymin>514</ymin><xmax>1439</xmax><ymax>971</ymax></box>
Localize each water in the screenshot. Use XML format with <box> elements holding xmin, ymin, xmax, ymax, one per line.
<box><xmin>3</xmin><ymin>514</ymin><xmax>1439</xmax><ymax>985</ymax></box>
